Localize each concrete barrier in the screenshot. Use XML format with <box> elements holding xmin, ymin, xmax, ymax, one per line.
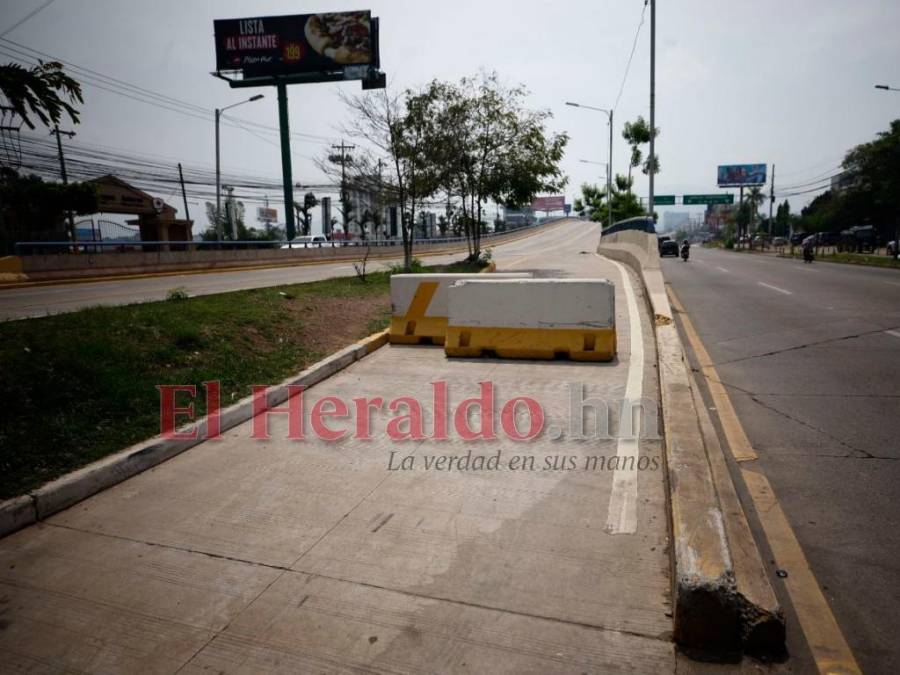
<box><xmin>596</xmin><ymin>230</ymin><xmax>785</xmax><ymax>654</ymax></box>
<box><xmin>389</xmin><ymin>273</ymin><xmax>530</xmax><ymax>345</ymax></box>
<box><xmin>444</xmin><ymin>278</ymin><xmax>616</xmax><ymax>361</ymax></box>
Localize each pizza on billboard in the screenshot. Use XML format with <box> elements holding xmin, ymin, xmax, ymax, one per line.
<box><xmin>214</xmin><ymin>11</ymin><xmax>376</xmax><ymax>78</ymax></box>
<box><xmin>305</xmin><ymin>12</ymin><xmax>371</xmax><ymax>64</ymax></box>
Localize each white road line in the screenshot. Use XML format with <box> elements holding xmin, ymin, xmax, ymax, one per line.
<box><xmin>885</xmin><ymin>281</ymin><xmax>900</xmax><ymax>287</ymax></box>
<box><xmin>757</xmin><ymin>281</ymin><xmax>793</xmax><ymax>295</ymax></box>
<box><xmin>715</xmin><ymin>266</ymin><xmax>730</xmax><ymax>273</ymax></box>
<box><xmin>602</xmin><ymin>256</ymin><xmax>644</xmax><ymax>535</ymax></box>
<box><xmin>886</xmin><ymin>330</ymin><xmax>900</xmax><ymax>339</ymax></box>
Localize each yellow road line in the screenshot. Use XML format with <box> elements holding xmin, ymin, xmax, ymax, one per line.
<box><xmin>669</xmin><ymin>284</ymin><xmax>861</xmax><ymax>675</ymax></box>
<box><xmin>666</xmin><ymin>286</ymin><xmax>757</xmax><ymax>462</ymax></box>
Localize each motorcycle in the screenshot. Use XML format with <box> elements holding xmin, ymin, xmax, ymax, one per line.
<box><xmin>802</xmin><ymin>247</ymin><xmax>814</xmax><ymax>264</ymax></box>
<box><xmin>680</xmin><ymin>245</ymin><xmax>690</xmax><ymax>262</ymax></box>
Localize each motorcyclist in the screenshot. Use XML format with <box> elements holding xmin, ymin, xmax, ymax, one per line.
<box><xmin>802</xmin><ymin>236</ymin><xmax>814</xmax><ymax>263</ymax></box>
<box><xmin>680</xmin><ymin>239</ymin><xmax>691</xmax><ymax>260</ymax></box>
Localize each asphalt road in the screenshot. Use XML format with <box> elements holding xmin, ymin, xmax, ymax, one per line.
<box><xmin>664</xmin><ymin>247</ymin><xmax>900</xmax><ymax>674</ymax></box>
<box><xmin>0</xmin><ymin>224</ymin><xmax>568</xmax><ymax>321</ymax></box>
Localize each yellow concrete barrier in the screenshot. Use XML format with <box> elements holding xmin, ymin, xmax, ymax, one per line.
<box><xmin>445</xmin><ymin>279</ymin><xmax>617</xmax><ymax>361</ymax></box>
<box><xmin>389</xmin><ymin>273</ymin><xmax>530</xmax><ymax>345</ymax></box>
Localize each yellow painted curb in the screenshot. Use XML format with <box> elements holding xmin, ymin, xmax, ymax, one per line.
<box><xmin>445</xmin><ymin>326</ymin><xmax>616</xmax><ymax>361</ymax></box>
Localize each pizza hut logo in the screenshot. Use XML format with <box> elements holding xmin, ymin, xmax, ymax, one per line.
<box><xmin>283</xmin><ymin>42</ymin><xmax>304</xmax><ymax>64</ymax></box>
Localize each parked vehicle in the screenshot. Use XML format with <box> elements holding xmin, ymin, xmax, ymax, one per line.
<box><xmin>790</xmin><ymin>232</ymin><xmax>807</xmax><ymax>246</ymax></box>
<box><xmin>838</xmin><ymin>225</ymin><xmax>877</xmax><ymax>253</ymax></box>
<box><xmin>815</xmin><ymin>231</ymin><xmax>841</xmax><ymax>247</ymax></box>
<box><xmin>772</xmin><ymin>237</ymin><xmax>788</xmax><ymax>246</ymax></box>
<box><xmin>281</xmin><ymin>235</ymin><xmax>334</xmax><ymax>249</ymax></box>
<box><xmin>887</xmin><ymin>240</ymin><xmax>898</xmax><ymax>257</ymax></box>
<box><xmin>660</xmin><ymin>240</ymin><xmax>679</xmax><ymax>257</ymax></box>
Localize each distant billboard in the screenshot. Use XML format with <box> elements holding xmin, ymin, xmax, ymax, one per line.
<box><xmin>717</xmin><ymin>164</ymin><xmax>767</xmax><ymax>187</ymax></box>
<box><xmin>257</xmin><ymin>206</ymin><xmax>278</xmax><ymax>222</ymax></box>
<box><xmin>214</xmin><ymin>11</ymin><xmax>378</xmax><ymax>78</ymax></box>
<box><xmin>531</xmin><ymin>195</ymin><xmax>565</xmax><ymax>212</ymax></box>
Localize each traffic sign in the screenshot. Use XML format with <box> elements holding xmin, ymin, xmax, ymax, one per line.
<box><xmin>683</xmin><ymin>194</ymin><xmax>734</xmax><ymax>205</ymax></box>
<box><xmin>654</xmin><ymin>195</ymin><xmax>676</xmax><ymax>205</ymax></box>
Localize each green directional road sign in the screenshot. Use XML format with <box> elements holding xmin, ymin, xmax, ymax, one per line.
<box><xmin>654</xmin><ymin>195</ymin><xmax>676</xmax><ymax>205</ymax></box>
<box><xmin>683</xmin><ymin>193</ymin><xmax>734</xmax><ymax>205</ymax></box>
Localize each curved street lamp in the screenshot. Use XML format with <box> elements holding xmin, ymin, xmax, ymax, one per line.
<box><xmin>566</xmin><ymin>101</ymin><xmax>613</xmax><ymax>226</ymax></box>
<box><xmin>215</xmin><ymin>94</ymin><xmax>265</xmax><ymax>239</ymax></box>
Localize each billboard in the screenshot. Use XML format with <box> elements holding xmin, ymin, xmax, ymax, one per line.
<box><xmin>257</xmin><ymin>206</ymin><xmax>278</xmax><ymax>222</ymax></box>
<box><xmin>717</xmin><ymin>164</ymin><xmax>767</xmax><ymax>187</ymax></box>
<box><xmin>531</xmin><ymin>195</ymin><xmax>565</xmax><ymax>212</ymax></box>
<box><xmin>214</xmin><ymin>11</ymin><xmax>378</xmax><ymax>78</ymax></box>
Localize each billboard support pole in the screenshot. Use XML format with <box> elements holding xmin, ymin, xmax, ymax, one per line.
<box><xmin>277</xmin><ymin>80</ymin><xmax>296</xmax><ymax>242</ymax></box>
<box><xmin>739</xmin><ymin>185</ymin><xmax>744</xmax><ymax>249</ymax></box>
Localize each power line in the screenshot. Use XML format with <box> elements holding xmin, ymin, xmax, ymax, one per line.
<box><xmin>0</xmin><ymin>38</ymin><xmax>336</xmax><ymax>145</ymax></box>
<box><xmin>0</xmin><ymin>0</ymin><xmax>57</xmax><ymax>38</ymax></box>
<box><xmin>613</xmin><ymin>0</ymin><xmax>649</xmax><ymax>112</ymax></box>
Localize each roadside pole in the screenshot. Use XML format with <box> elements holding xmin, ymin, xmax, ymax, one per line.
<box><xmin>50</xmin><ymin>125</ymin><xmax>76</xmax><ymax>245</ymax></box>
<box><xmin>769</xmin><ymin>164</ymin><xmax>775</xmax><ymax>237</ymax></box>
<box><xmin>178</xmin><ymin>163</ymin><xmax>190</xmax><ymax>223</ymax></box>
<box><xmin>277</xmin><ymin>82</ymin><xmax>296</xmax><ymax>243</ymax></box>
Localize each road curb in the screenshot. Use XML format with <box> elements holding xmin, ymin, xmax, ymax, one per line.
<box><xmin>598</xmin><ymin>234</ymin><xmax>784</xmax><ymax>654</ymax></box>
<box><xmin>0</xmin><ymin>328</ymin><xmax>390</xmax><ymax>539</ymax></box>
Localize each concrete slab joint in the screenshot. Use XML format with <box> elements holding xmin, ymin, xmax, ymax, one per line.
<box><xmin>598</xmin><ymin>230</ymin><xmax>786</xmax><ymax>656</ymax></box>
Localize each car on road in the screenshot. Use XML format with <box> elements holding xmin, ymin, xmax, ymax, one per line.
<box><xmin>281</xmin><ymin>235</ymin><xmax>334</xmax><ymax>249</ymax></box>
<box><xmin>660</xmin><ymin>240</ymin><xmax>679</xmax><ymax>257</ymax></box>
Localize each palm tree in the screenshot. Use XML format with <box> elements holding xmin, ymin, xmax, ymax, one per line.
<box><xmin>0</xmin><ymin>61</ymin><xmax>82</xmax><ymax>129</ymax></box>
<box><xmin>745</xmin><ymin>186</ymin><xmax>765</xmax><ymax>231</ymax></box>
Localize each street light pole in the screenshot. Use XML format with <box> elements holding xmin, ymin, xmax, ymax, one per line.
<box><xmin>566</xmin><ymin>101</ymin><xmax>614</xmax><ymax>226</ymax></box>
<box><xmin>874</xmin><ymin>84</ymin><xmax>900</xmax><ymax>257</ymax></box>
<box><xmin>215</xmin><ymin>94</ymin><xmax>264</xmax><ymax>240</ymax></box>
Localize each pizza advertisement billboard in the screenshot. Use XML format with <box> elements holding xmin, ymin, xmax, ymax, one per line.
<box><xmin>531</xmin><ymin>196</ymin><xmax>566</xmax><ymax>211</ymax></box>
<box><xmin>717</xmin><ymin>164</ymin><xmax>767</xmax><ymax>187</ymax></box>
<box><xmin>214</xmin><ymin>11</ymin><xmax>378</xmax><ymax>78</ymax></box>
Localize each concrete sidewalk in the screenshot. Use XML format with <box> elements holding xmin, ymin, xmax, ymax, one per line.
<box><xmin>0</xmin><ymin>222</ymin><xmax>678</xmax><ymax>672</ymax></box>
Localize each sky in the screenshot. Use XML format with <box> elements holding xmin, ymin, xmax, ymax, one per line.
<box><xmin>2</xmin><ymin>0</ymin><xmax>900</xmax><ymax>233</ymax></box>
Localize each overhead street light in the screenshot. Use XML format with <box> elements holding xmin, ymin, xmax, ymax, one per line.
<box><xmin>216</xmin><ymin>94</ymin><xmax>265</xmax><ymax>240</ymax></box>
<box><xmin>566</xmin><ymin>101</ymin><xmax>614</xmax><ymax>227</ymax></box>
<box><xmin>874</xmin><ymin>84</ymin><xmax>900</xmax><ymax>258</ymax></box>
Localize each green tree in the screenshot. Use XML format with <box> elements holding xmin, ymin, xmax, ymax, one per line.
<box><xmin>0</xmin><ymin>61</ymin><xmax>83</xmax><ymax>129</ymax></box>
<box><xmin>0</xmin><ymin>168</ymin><xmax>97</xmax><ymax>254</ymax></box>
<box><xmin>576</xmin><ymin>174</ymin><xmax>644</xmax><ymax>227</ymax></box>
<box><xmin>622</xmin><ymin>116</ymin><xmax>659</xmax><ymax>189</ymax></box>
<box><xmin>295</xmin><ymin>192</ymin><xmax>318</xmax><ymax>237</ymax></box>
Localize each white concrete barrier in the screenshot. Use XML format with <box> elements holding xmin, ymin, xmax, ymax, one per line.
<box><xmin>389</xmin><ymin>273</ymin><xmax>530</xmax><ymax>345</ymax></box>
<box><xmin>445</xmin><ymin>278</ymin><xmax>617</xmax><ymax>361</ymax></box>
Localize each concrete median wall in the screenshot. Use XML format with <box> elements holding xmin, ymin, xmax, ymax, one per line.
<box><xmin>390</xmin><ymin>273</ymin><xmax>530</xmax><ymax>345</ymax></box>
<box><xmin>597</xmin><ymin>229</ymin><xmax>785</xmax><ymax>653</ymax></box>
<box><xmin>445</xmin><ymin>278</ymin><xmax>616</xmax><ymax>361</ymax></box>
<box><xmin>12</xmin><ymin>219</ymin><xmax>571</xmax><ymax>283</ymax></box>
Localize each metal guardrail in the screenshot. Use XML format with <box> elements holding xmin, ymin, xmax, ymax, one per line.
<box><xmin>13</xmin><ymin>217</ymin><xmax>568</xmax><ymax>255</ymax></box>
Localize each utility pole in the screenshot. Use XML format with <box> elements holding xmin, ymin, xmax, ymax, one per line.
<box><xmin>178</xmin><ymin>163</ymin><xmax>190</xmax><ymax>223</ymax></box>
<box><xmin>50</xmin><ymin>125</ymin><xmax>76</xmax><ymax>244</ymax></box>
<box><xmin>648</xmin><ymin>0</ymin><xmax>656</xmax><ymax>223</ymax></box>
<box><xmin>768</xmin><ymin>164</ymin><xmax>775</xmax><ymax>237</ymax></box>
<box><xmin>331</xmin><ymin>141</ymin><xmax>355</xmax><ymax>237</ymax></box>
